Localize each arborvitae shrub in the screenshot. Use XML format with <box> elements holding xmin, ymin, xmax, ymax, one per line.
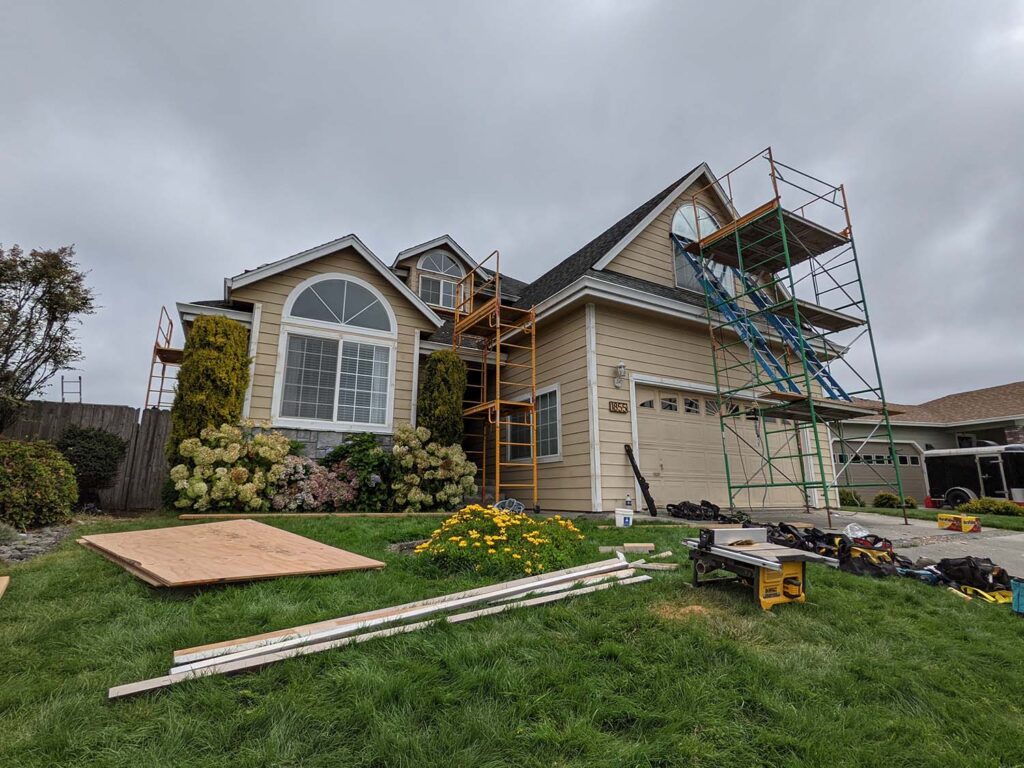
<box><xmin>417</xmin><ymin>350</ymin><xmax>467</xmax><ymax>446</ymax></box>
<box><xmin>166</xmin><ymin>315</ymin><xmax>250</xmax><ymax>464</ymax></box>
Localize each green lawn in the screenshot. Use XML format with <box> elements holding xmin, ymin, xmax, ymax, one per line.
<box><xmin>2</xmin><ymin>514</ymin><xmax>1024</xmax><ymax>767</ymax></box>
<box><xmin>847</xmin><ymin>505</ymin><xmax>1024</xmax><ymax>531</ymax></box>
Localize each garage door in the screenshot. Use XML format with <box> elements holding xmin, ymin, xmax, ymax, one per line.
<box><xmin>832</xmin><ymin>441</ymin><xmax>926</xmax><ymax>502</ymax></box>
<box><xmin>635</xmin><ymin>385</ymin><xmax>806</xmax><ymax>509</ymax></box>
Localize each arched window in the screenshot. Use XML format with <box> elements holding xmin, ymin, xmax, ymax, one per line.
<box><xmin>671</xmin><ymin>203</ymin><xmax>720</xmax><ymax>242</ymax></box>
<box><xmin>672</xmin><ymin>203</ymin><xmax>734</xmax><ymax>295</ymax></box>
<box><xmin>418</xmin><ymin>250</ymin><xmax>464</xmax><ymax>309</ymax></box>
<box><xmin>288</xmin><ymin>277</ymin><xmax>392</xmax><ymax>332</ymax></box>
<box><xmin>419</xmin><ymin>250</ymin><xmax>464</xmax><ymax>277</ymax></box>
<box><xmin>278</xmin><ymin>275</ymin><xmax>395</xmax><ymax>428</ymax></box>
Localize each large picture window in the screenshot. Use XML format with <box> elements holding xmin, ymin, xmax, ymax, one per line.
<box><xmin>277</xmin><ymin>274</ymin><xmax>397</xmax><ymax>429</ymax></box>
<box><xmin>281</xmin><ymin>334</ymin><xmax>391</xmax><ymax>426</ymax></box>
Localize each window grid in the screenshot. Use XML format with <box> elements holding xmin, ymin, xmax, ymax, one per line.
<box><xmin>661</xmin><ymin>396</ymin><xmax>678</xmax><ymax>412</ymax></box>
<box><xmin>684</xmin><ymin>398</ymin><xmax>701</xmax><ymax>414</ymax></box>
<box><xmin>420</xmin><ymin>275</ymin><xmax>456</xmax><ymax>309</ymax></box>
<box><xmin>337</xmin><ymin>341</ymin><xmax>390</xmax><ymax>425</ymax></box>
<box><xmin>281</xmin><ymin>335</ymin><xmax>339</xmax><ymax>420</ymax></box>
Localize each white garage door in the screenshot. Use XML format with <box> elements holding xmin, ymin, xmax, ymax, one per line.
<box><xmin>635</xmin><ymin>385</ymin><xmax>806</xmax><ymax>509</ymax></box>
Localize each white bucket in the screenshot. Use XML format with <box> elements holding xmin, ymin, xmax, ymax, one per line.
<box><xmin>1011</xmin><ymin>488</ymin><xmax>1024</xmax><ymax>503</ymax></box>
<box><xmin>614</xmin><ymin>508</ymin><xmax>633</xmax><ymax>528</ymax></box>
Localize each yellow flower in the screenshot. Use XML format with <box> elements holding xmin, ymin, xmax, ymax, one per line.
<box><xmin>473</xmin><ymin>542</ymin><xmax>481</xmax><ymax>547</ymax></box>
<box><xmin>512</xmin><ymin>553</ymin><xmax>521</xmax><ymax>560</ymax></box>
<box><xmin>459</xmin><ymin>540</ymin><xmax>468</xmax><ymax>548</ymax></box>
<box><xmin>487</xmin><ymin>548</ymin><xmax>496</xmax><ymax>554</ymax></box>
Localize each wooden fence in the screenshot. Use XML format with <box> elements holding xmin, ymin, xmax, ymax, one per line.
<box><xmin>2</xmin><ymin>401</ymin><xmax>172</xmax><ymax>511</ymax></box>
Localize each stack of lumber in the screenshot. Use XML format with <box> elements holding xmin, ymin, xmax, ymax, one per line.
<box><xmin>108</xmin><ymin>556</ymin><xmax>650</xmax><ymax>700</ymax></box>
<box><xmin>78</xmin><ymin>520</ymin><xmax>385</xmax><ymax>587</ymax></box>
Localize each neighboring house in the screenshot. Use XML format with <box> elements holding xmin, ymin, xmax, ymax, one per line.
<box><xmin>176</xmin><ymin>163</ymin><xmax>834</xmax><ymax>512</ymax></box>
<box><xmin>833</xmin><ymin>381</ymin><xmax>1024</xmax><ymax>501</ymax></box>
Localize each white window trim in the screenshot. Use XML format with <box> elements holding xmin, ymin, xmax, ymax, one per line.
<box><xmin>282</xmin><ymin>272</ymin><xmax>398</xmax><ymax>340</ymax></box>
<box><xmin>418</xmin><ymin>273</ymin><xmax>458</xmax><ymax>310</ymax></box>
<box><xmin>270</xmin><ymin>321</ymin><xmax>398</xmax><ymax>434</ymax></box>
<box><xmin>506</xmin><ymin>383</ymin><xmax>563</xmax><ymax>464</ymax></box>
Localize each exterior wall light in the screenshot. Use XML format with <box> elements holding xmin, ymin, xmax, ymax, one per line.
<box><xmin>613</xmin><ymin>361</ymin><xmax>627</xmax><ymax>389</ymax></box>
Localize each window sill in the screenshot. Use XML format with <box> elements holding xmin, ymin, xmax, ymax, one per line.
<box><xmin>272</xmin><ymin>417</ymin><xmax>392</xmax><ymax>434</ymax></box>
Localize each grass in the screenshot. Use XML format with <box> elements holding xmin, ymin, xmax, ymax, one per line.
<box><xmin>2</xmin><ymin>513</ymin><xmax>1024</xmax><ymax>767</ymax></box>
<box><xmin>846</xmin><ymin>505</ymin><xmax>1024</xmax><ymax>531</ymax></box>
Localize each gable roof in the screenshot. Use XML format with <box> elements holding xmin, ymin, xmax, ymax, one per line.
<box><xmin>226</xmin><ymin>234</ymin><xmax>443</xmax><ymax>328</ymax></box>
<box><xmin>512</xmin><ymin>163</ymin><xmax>713</xmax><ymax>309</ymax></box>
<box><xmin>392</xmin><ymin>234</ymin><xmax>478</xmax><ymax>270</ymax></box>
<box><xmin>884</xmin><ymin>381</ymin><xmax>1024</xmax><ymax>425</ymax></box>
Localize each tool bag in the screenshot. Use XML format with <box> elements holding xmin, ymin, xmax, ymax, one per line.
<box><xmin>936</xmin><ymin>557</ymin><xmax>1012</xmax><ymax>591</ymax></box>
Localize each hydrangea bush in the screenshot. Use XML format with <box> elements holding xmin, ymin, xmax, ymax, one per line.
<box><xmin>170</xmin><ymin>423</ymin><xmax>289</xmax><ymax>511</ymax></box>
<box><xmin>270</xmin><ymin>455</ymin><xmax>357</xmax><ymax>511</ymax></box>
<box><xmin>415</xmin><ymin>504</ymin><xmax>586</xmax><ymax>577</ymax></box>
<box><xmin>170</xmin><ymin>423</ymin><xmax>360</xmax><ymax>512</ymax></box>
<box><xmin>391</xmin><ymin>424</ymin><xmax>477</xmax><ymax>513</ymax></box>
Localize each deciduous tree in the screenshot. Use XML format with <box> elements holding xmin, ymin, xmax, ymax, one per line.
<box><xmin>0</xmin><ymin>244</ymin><xmax>95</xmax><ymax>429</ymax></box>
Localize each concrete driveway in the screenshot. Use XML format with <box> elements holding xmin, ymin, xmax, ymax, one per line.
<box><xmin>755</xmin><ymin>508</ymin><xmax>1024</xmax><ymax>576</ymax></box>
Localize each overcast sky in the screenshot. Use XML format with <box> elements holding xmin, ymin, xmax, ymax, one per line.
<box><xmin>2</xmin><ymin>1</ymin><xmax>1022</xmax><ymax>408</ymax></box>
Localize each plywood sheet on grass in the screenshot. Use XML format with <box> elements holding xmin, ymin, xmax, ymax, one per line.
<box><xmin>78</xmin><ymin>520</ymin><xmax>385</xmax><ymax>587</ymax></box>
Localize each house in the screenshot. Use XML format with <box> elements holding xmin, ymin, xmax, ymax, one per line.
<box><xmin>833</xmin><ymin>381</ymin><xmax>1024</xmax><ymax>501</ymax></box>
<box><xmin>175</xmin><ymin>162</ymin><xmax>842</xmax><ymax>513</ymax></box>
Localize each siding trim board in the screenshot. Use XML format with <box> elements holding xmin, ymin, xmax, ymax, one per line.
<box><xmin>242</xmin><ymin>302</ymin><xmax>262</xmax><ymax>418</ymax></box>
<box><xmin>585</xmin><ymin>303</ymin><xmax>603</xmax><ymax>512</ymax></box>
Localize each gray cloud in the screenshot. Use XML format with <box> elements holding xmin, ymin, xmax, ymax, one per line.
<box><xmin>2</xmin><ymin>0</ymin><xmax>1021</xmax><ymax>407</ymax></box>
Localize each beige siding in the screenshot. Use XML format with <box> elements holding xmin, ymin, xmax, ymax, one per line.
<box><xmin>230</xmin><ymin>246</ymin><xmax>436</xmax><ymax>427</ymax></box>
<box><xmin>592</xmin><ymin>303</ymin><xmax>822</xmax><ymax>511</ymax></box>
<box><xmin>604</xmin><ymin>181</ymin><xmax>732</xmax><ymax>288</ymax></box>
<box><xmin>501</xmin><ymin>306</ymin><xmax>593</xmax><ymax>512</ymax></box>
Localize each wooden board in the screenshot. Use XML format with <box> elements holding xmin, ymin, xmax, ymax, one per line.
<box><xmin>0</xmin><ymin>576</ymin><xmax>8</xmax><ymax>601</ymax></box>
<box><xmin>79</xmin><ymin>520</ymin><xmax>385</xmax><ymax>587</ymax></box>
<box><xmin>174</xmin><ymin>557</ymin><xmax>627</xmax><ymax>664</ymax></box>
<box><xmin>109</xmin><ymin>575</ymin><xmax>652</xmax><ymax>700</ymax></box>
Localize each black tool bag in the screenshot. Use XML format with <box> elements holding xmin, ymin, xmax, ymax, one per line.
<box><xmin>936</xmin><ymin>557</ymin><xmax>1011</xmax><ymax>591</ymax></box>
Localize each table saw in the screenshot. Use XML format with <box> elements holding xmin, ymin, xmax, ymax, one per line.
<box><xmin>683</xmin><ymin>527</ymin><xmax>838</xmax><ymax>610</ymax></box>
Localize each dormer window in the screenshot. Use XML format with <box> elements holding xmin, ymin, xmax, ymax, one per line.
<box><xmin>418</xmin><ymin>250</ymin><xmax>464</xmax><ymax>310</ymax></box>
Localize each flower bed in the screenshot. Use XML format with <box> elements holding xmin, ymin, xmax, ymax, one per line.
<box><xmin>415</xmin><ymin>504</ymin><xmax>586</xmax><ymax>577</ymax></box>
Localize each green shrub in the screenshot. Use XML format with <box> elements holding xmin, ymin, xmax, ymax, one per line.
<box><xmin>166</xmin><ymin>315</ymin><xmax>250</xmax><ymax>464</ymax></box>
<box><xmin>417</xmin><ymin>350</ymin><xmax>467</xmax><ymax>446</ymax></box>
<box><xmin>839</xmin><ymin>488</ymin><xmax>863</xmax><ymax>507</ymax></box>
<box><xmin>957</xmin><ymin>497</ymin><xmax>1024</xmax><ymax>517</ymax></box>
<box><xmin>288</xmin><ymin>440</ymin><xmax>306</xmax><ymax>457</ymax></box>
<box><xmin>415</xmin><ymin>504</ymin><xmax>587</xmax><ymax>577</ymax></box>
<box><xmin>0</xmin><ymin>440</ymin><xmax>78</xmax><ymax>529</ymax></box>
<box><xmin>169</xmin><ymin>423</ymin><xmax>292</xmax><ymax>512</ymax></box>
<box><xmin>872</xmin><ymin>492</ymin><xmax>916</xmax><ymax>509</ymax></box>
<box><xmin>56</xmin><ymin>425</ymin><xmax>127</xmax><ymax>504</ymax></box>
<box><xmin>323</xmin><ymin>433</ymin><xmax>393</xmax><ymax>512</ymax></box>
<box><xmin>872</xmin><ymin>492</ymin><xmax>901</xmax><ymax>508</ymax></box>
<box><xmin>391</xmin><ymin>424</ymin><xmax>477</xmax><ymax>513</ymax></box>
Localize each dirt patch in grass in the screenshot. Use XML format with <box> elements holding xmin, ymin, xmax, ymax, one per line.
<box><xmin>652</xmin><ymin>601</ymin><xmax>712</xmax><ymax>621</ymax></box>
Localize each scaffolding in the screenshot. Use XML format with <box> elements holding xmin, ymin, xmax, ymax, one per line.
<box><xmin>145</xmin><ymin>306</ymin><xmax>182</xmax><ymax>409</ymax></box>
<box><xmin>674</xmin><ymin>148</ymin><xmax>906</xmax><ymax>525</ymax></box>
<box><xmin>453</xmin><ymin>250</ymin><xmax>539</xmax><ymax>510</ymax></box>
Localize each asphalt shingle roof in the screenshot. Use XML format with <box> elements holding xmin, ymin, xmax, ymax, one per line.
<box><xmin>884</xmin><ymin>381</ymin><xmax>1024</xmax><ymax>425</ymax></box>
<box><xmin>511</xmin><ymin>165</ymin><xmax>701</xmax><ymax>309</ymax></box>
